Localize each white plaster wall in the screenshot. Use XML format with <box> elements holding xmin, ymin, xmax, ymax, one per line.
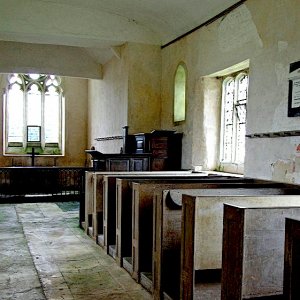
<box><xmin>161</xmin><ymin>0</ymin><xmax>300</xmax><ymax>182</ymax></box>
<box><xmin>192</xmin><ymin>77</ymin><xmax>221</xmax><ymax>170</ymax></box>
<box><xmin>0</xmin><ymin>74</ymin><xmax>88</xmax><ymax>166</ymax></box>
<box><xmin>61</xmin><ymin>77</ymin><xmax>88</xmax><ymax>166</ymax></box>
<box><xmin>161</xmin><ymin>40</ymin><xmax>193</xmax><ymax>169</ymax></box>
<box><xmin>88</xmin><ymin>42</ymin><xmax>162</xmax><ymax>153</ymax></box>
<box><xmin>0</xmin><ymin>41</ymin><xmax>102</xmax><ymax>79</ymax></box>
<box><xmin>88</xmin><ymin>46</ymin><xmax>128</xmax><ymax>154</ymax></box>
<box><xmin>127</xmin><ymin>43</ymin><xmax>161</xmax><ymax>133</ymax></box>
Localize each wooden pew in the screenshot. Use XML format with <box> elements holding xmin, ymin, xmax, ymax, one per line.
<box><xmin>221</xmin><ymin>200</ymin><xmax>300</xmax><ymax>299</ymax></box>
<box><xmin>116</xmin><ymin>177</ymin><xmax>266</xmax><ymax>282</ymax></box>
<box><xmin>154</xmin><ymin>185</ymin><xmax>299</xmax><ymax>299</ymax></box>
<box><xmin>100</xmin><ymin>172</ymin><xmax>213</xmax><ymax>251</ymax></box>
<box><xmin>84</xmin><ymin>170</ymin><xmax>195</xmax><ymax>239</ymax></box>
<box><xmin>116</xmin><ymin>177</ymin><xmax>251</xmax><ymax>271</ymax></box>
<box><xmin>283</xmin><ymin>218</ymin><xmax>300</xmax><ymax>299</ymax></box>
<box><xmin>103</xmin><ymin>173</ymin><xmax>231</xmax><ymax>251</ymax></box>
<box><xmin>83</xmin><ymin>170</ymin><xmax>94</xmax><ymax>232</ymax></box>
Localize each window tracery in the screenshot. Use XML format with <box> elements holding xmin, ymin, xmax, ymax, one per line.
<box><xmin>220</xmin><ymin>72</ymin><xmax>248</xmax><ymax>165</ymax></box>
<box><xmin>4</xmin><ymin>73</ymin><xmax>64</xmax><ymax>155</ymax></box>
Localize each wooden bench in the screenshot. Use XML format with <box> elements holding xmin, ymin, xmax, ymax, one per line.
<box><xmin>83</xmin><ymin>170</ymin><xmax>94</xmax><ymax>232</ymax></box>
<box><xmin>283</xmin><ymin>217</ymin><xmax>300</xmax><ymax>299</ymax></box>
<box><xmin>115</xmin><ymin>177</ymin><xmax>249</xmax><ymax>272</ymax></box>
<box><xmin>153</xmin><ymin>185</ymin><xmax>298</xmax><ymax>299</ymax></box>
<box><xmin>98</xmin><ymin>171</ymin><xmax>230</xmax><ymax>250</ymax></box>
<box><xmin>84</xmin><ymin>170</ymin><xmax>114</xmax><ymax>235</ymax></box>
<box><xmin>83</xmin><ymin>170</ymin><xmax>194</xmax><ymax>238</ymax></box>
<box><xmin>115</xmin><ymin>177</ymin><xmax>260</xmax><ymax>283</ymax></box>
<box><xmin>221</xmin><ymin>199</ymin><xmax>300</xmax><ymax>299</ymax></box>
<box><xmin>99</xmin><ymin>172</ymin><xmax>212</xmax><ymax>251</ymax></box>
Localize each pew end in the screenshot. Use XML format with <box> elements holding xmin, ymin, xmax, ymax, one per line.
<box><xmin>222</xmin><ymin>199</ymin><xmax>300</xmax><ymax>300</ymax></box>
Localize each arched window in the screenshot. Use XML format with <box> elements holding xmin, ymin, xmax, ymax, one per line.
<box><xmin>220</xmin><ymin>71</ymin><xmax>248</xmax><ymax>166</ymax></box>
<box><xmin>4</xmin><ymin>73</ymin><xmax>65</xmax><ymax>155</ymax></box>
<box><xmin>174</xmin><ymin>63</ymin><xmax>187</xmax><ymax>123</ymax></box>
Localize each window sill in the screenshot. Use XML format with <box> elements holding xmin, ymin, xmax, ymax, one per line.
<box><xmin>4</xmin><ymin>147</ymin><xmax>64</xmax><ymax>156</ymax></box>
<box><xmin>173</xmin><ymin>120</ymin><xmax>185</xmax><ymax>126</ymax></box>
<box><xmin>218</xmin><ymin>162</ymin><xmax>244</xmax><ymax>174</ymax></box>
<box><xmin>3</xmin><ymin>153</ymin><xmax>64</xmax><ymax>157</ymax></box>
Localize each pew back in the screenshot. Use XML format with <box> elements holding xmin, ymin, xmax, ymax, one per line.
<box><xmin>115</xmin><ymin>176</ymin><xmax>251</xmax><ymax>267</ymax></box>
<box><xmin>222</xmin><ymin>200</ymin><xmax>300</xmax><ymax>300</ymax></box>
<box><xmin>283</xmin><ymin>217</ymin><xmax>300</xmax><ymax>299</ymax></box>
<box><xmin>87</xmin><ymin>171</ymin><xmax>204</xmax><ymax>239</ymax></box>
<box><xmin>155</xmin><ymin>188</ymin><xmax>299</xmax><ymax>299</ymax></box>
<box><xmin>101</xmin><ymin>172</ymin><xmax>212</xmax><ymax>249</ymax></box>
<box><xmin>83</xmin><ymin>171</ymin><xmax>94</xmax><ymax>232</ymax></box>
<box><xmin>129</xmin><ymin>178</ymin><xmax>266</xmax><ymax>280</ymax></box>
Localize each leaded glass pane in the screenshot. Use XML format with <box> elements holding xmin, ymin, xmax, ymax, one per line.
<box><xmin>221</xmin><ymin>72</ymin><xmax>248</xmax><ymax>164</ymax></box>
<box><xmin>235</xmin><ymin>74</ymin><xmax>248</xmax><ymax>162</ymax></box>
<box><xmin>4</xmin><ymin>73</ymin><xmax>63</xmax><ymax>154</ymax></box>
<box><xmin>236</xmin><ymin>103</ymin><xmax>246</xmax><ymax>122</ymax></box>
<box><xmin>46</xmin><ymin>75</ymin><xmax>60</xmax><ymax>87</ymax></box>
<box><xmin>27</xmin><ymin>84</ymin><xmax>42</xmax><ymax>126</ymax></box>
<box><xmin>224</xmin><ymin>79</ymin><xmax>234</xmax><ymax>123</ymax></box>
<box><xmin>45</xmin><ymin>86</ymin><xmax>59</xmax><ymax>143</ymax></box>
<box><xmin>222</xmin><ymin>79</ymin><xmax>235</xmax><ymax>162</ymax></box>
<box><xmin>174</xmin><ymin>64</ymin><xmax>186</xmax><ymax>122</ymax></box>
<box><xmin>7</xmin><ymin>84</ymin><xmax>24</xmax><ymax>143</ymax></box>
<box><xmin>236</xmin><ymin>123</ymin><xmax>246</xmax><ymax>162</ymax></box>
<box><xmin>9</xmin><ymin>74</ymin><xmax>22</xmax><ymax>85</ymax></box>
<box><xmin>223</xmin><ymin>124</ymin><xmax>233</xmax><ymax>162</ymax></box>
<box><xmin>237</xmin><ymin>75</ymin><xmax>248</xmax><ymax>101</ymax></box>
<box><xmin>29</xmin><ymin>74</ymin><xmax>40</xmax><ymax>80</ymax></box>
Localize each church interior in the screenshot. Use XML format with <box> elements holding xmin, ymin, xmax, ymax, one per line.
<box><xmin>1</xmin><ymin>0</ymin><xmax>300</xmax><ymax>299</ymax></box>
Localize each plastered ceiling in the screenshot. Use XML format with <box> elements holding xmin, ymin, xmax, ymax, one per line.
<box><xmin>0</xmin><ymin>0</ymin><xmax>242</xmax><ymax>64</ymax></box>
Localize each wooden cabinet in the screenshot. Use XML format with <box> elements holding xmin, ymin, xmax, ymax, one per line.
<box><xmin>86</xmin><ymin>130</ymin><xmax>182</xmax><ymax>171</ymax></box>
<box><xmin>130</xmin><ymin>157</ymin><xmax>150</xmax><ymax>171</ymax></box>
<box><xmin>134</xmin><ymin>130</ymin><xmax>182</xmax><ymax>171</ymax></box>
<box><xmin>106</xmin><ymin>156</ymin><xmax>150</xmax><ymax>171</ymax></box>
<box><xmin>106</xmin><ymin>158</ymin><xmax>130</xmax><ymax>171</ymax></box>
<box><xmin>134</xmin><ymin>133</ymin><xmax>151</xmax><ymax>154</ymax></box>
<box><xmin>85</xmin><ymin>151</ymin><xmax>150</xmax><ymax>171</ymax></box>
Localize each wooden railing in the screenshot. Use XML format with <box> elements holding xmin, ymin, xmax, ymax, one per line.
<box><xmin>0</xmin><ymin>167</ymin><xmax>89</xmax><ymax>202</ymax></box>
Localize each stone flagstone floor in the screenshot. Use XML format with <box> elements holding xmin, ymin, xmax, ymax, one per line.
<box><xmin>0</xmin><ymin>202</ymin><xmax>151</xmax><ymax>300</ymax></box>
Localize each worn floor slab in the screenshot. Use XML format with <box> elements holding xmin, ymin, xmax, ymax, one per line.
<box><xmin>0</xmin><ymin>202</ymin><xmax>151</xmax><ymax>300</ymax></box>
<box><xmin>0</xmin><ymin>204</ymin><xmax>45</xmax><ymax>300</ymax></box>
